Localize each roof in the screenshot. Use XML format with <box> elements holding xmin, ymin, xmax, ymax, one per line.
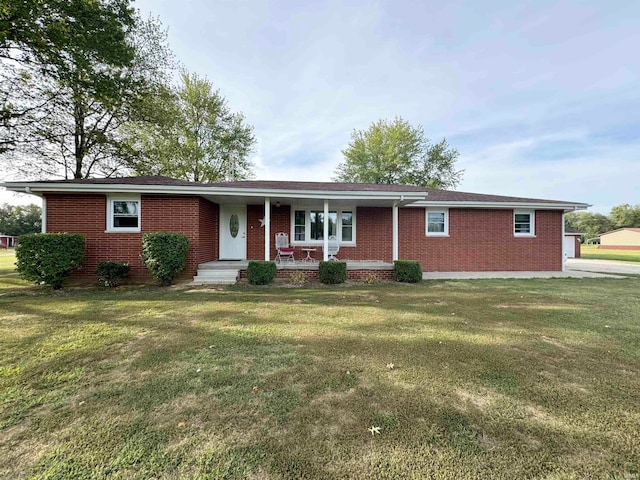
<box><xmin>564</xmin><ymin>227</ymin><xmax>584</xmax><ymax>235</ymax></box>
<box><xmin>600</xmin><ymin>228</ymin><xmax>640</xmax><ymax>236</ymax></box>
<box><xmin>1</xmin><ymin>175</ymin><xmax>590</xmax><ymax>209</ymax></box>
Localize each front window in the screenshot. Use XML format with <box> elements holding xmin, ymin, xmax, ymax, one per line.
<box><xmin>426</xmin><ymin>209</ymin><xmax>448</xmax><ymax>236</ymax></box>
<box><xmin>293</xmin><ymin>208</ymin><xmax>355</xmax><ymax>244</ymax></box>
<box><xmin>514</xmin><ymin>210</ymin><xmax>534</xmax><ymax>236</ymax></box>
<box><xmin>107</xmin><ymin>196</ymin><xmax>141</xmax><ymax>232</ymax></box>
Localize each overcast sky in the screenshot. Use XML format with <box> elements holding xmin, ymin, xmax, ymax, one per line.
<box><xmin>3</xmin><ymin>0</ymin><xmax>639</xmax><ymax>213</ymax></box>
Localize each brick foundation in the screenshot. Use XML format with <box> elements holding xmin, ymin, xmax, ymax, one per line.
<box><xmin>239</xmin><ymin>268</ymin><xmax>394</xmax><ymax>281</ymax></box>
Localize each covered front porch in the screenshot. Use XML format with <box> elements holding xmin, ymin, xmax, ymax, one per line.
<box><xmin>200</xmin><ymin>184</ymin><xmax>426</xmax><ymax>265</ymax></box>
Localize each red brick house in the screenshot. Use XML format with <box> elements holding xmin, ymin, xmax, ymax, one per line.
<box><xmin>1</xmin><ymin>176</ymin><xmax>588</xmax><ymax>282</ymax></box>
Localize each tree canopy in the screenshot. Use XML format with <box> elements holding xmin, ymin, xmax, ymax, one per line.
<box><xmin>126</xmin><ymin>70</ymin><xmax>256</xmax><ymax>182</ymax></box>
<box><xmin>0</xmin><ymin>203</ymin><xmax>42</xmax><ymax>236</ymax></box>
<box><xmin>333</xmin><ymin>117</ymin><xmax>463</xmax><ymax>189</ymax></box>
<box><xmin>565</xmin><ymin>204</ymin><xmax>640</xmax><ymax>242</ymax></box>
<box><xmin>1</xmin><ymin>1</ymin><xmax>173</xmax><ymax>178</ymax></box>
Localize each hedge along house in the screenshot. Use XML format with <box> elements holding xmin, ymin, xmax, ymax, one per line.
<box><xmin>1</xmin><ymin>176</ymin><xmax>589</xmax><ymax>283</ymax></box>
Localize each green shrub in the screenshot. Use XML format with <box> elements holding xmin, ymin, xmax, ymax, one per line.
<box><xmin>393</xmin><ymin>260</ymin><xmax>422</xmax><ymax>283</ymax></box>
<box><xmin>15</xmin><ymin>233</ymin><xmax>85</xmax><ymax>289</ymax></box>
<box><xmin>319</xmin><ymin>261</ymin><xmax>347</xmax><ymax>284</ymax></box>
<box><xmin>141</xmin><ymin>232</ymin><xmax>189</xmax><ymax>286</ymax></box>
<box><xmin>247</xmin><ymin>261</ymin><xmax>277</xmax><ymax>285</ymax></box>
<box><xmin>95</xmin><ymin>261</ymin><xmax>130</xmax><ymax>287</ymax></box>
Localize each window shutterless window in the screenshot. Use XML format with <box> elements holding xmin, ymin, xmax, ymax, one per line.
<box><xmin>292</xmin><ymin>208</ymin><xmax>355</xmax><ymax>244</ymax></box>
<box><xmin>514</xmin><ymin>210</ymin><xmax>534</xmax><ymax>236</ymax></box>
<box><xmin>107</xmin><ymin>196</ymin><xmax>141</xmax><ymax>232</ymax></box>
<box><xmin>426</xmin><ymin>209</ymin><xmax>448</xmax><ymax>236</ymax></box>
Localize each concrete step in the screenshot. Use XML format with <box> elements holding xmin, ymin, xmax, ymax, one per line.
<box><xmin>191</xmin><ymin>269</ymin><xmax>240</xmax><ymax>285</ymax></box>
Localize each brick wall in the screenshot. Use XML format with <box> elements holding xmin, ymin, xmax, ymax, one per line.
<box><xmin>247</xmin><ymin>204</ymin><xmax>562</xmax><ymax>271</ymax></box>
<box><xmin>400</xmin><ymin>208</ymin><xmax>563</xmax><ymax>271</ymax></box>
<box><xmin>246</xmin><ymin>205</ymin><xmax>393</xmax><ymax>262</ymax></box>
<box><xmin>45</xmin><ymin>194</ymin><xmax>219</xmax><ymax>281</ymax></box>
<box><xmin>575</xmin><ymin>237</ymin><xmax>581</xmax><ymax>258</ymax></box>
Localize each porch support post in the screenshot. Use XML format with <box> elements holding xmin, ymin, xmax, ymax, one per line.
<box><xmin>323</xmin><ymin>199</ymin><xmax>329</xmax><ymax>261</ymax></box>
<box><xmin>41</xmin><ymin>196</ymin><xmax>47</xmax><ymax>233</ymax></box>
<box><xmin>392</xmin><ymin>201</ymin><xmax>399</xmax><ymax>261</ymax></box>
<box><xmin>264</xmin><ymin>197</ymin><xmax>271</xmax><ymax>261</ymax></box>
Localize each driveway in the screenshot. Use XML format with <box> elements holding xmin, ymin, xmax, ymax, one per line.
<box><xmin>566</xmin><ymin>258</ymin><xmax>640</xmax><ymax>275</ymax></box>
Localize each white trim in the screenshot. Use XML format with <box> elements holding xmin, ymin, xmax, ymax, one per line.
<box><xmin>289</xmin><ymin>206</ymin><xmax>357</xmax><ymax>246</ymax></box>
<box><xmin>1</xmin><ymin>182</ymin><xmax>426</xmax><ymax>203</ymax></box>
<box><xmin>426</xmin><ymin>208</ymin><xmax>449</xmax><ymax>236</ymax></box>
<box><xmin>41</xmin><ymin>197</ymin><xmax>47</xmax><ymax>233</ymax></box>
<box><xmin>392</xmin><ymin>202</ymin><xmax>399</xmax><ymax>261</ymax></box>
<box><xmin>514</xmin><ymin>209</ymin><xmax>535</xmax><ymax>237</ymax></box>
<box><xmin>562</xmin><ymin>213</ymin><xmax>566</xmax><ymax>271</ymax></box>
<box><xmin>264</xmin><ymin>197</ymin><xmax>270</xmax><ymax>261</ymax></box>
<box><xmin>323</xmin><ymin>200</ymin><xmax>329</xmax><ymax>261</ymax></box>
<box><xmin>411</xmin><ymin>201</ymin><xmax>589</xmax><ymax>210</ymax></box>
<box><xmin>106</xmin><ymin>195</ymin><xmax>141</xmax><ymax>233</ymax></box>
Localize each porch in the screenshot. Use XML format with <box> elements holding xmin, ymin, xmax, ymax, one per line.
<box><xmin>192</xmin><ymin>259</ymin><xmax>394</xmax><ymax>284</ymax></box>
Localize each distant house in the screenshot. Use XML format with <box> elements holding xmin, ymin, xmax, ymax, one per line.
<box><xmin>0</xmin><ymin>234</ymin><xmax>17</xmax><ymax>249</ymax></box>
<box><xmin>599</xmin><ymin>228</ymin><xmax>640</xmax><ymax>250</ymax></box>
<box><xmin>564</xmin><ymin>227</ymin><xmax>583</xmax><ymax>258</ymax></box>
<box><xmin>1</xmin><ymin>176</ymin><xmax>589</xmax><ymax>283</ymax></box>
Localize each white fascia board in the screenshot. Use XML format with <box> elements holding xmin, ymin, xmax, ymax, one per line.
<box><xmin>407</xmin><ymin>201</ymin><xmax>590</xmax><ymax>211</ymax></box>
<box><xmin>0</xmin><ymin>182</ymin><xmax>427</xmax><ymax>202</ymax></box>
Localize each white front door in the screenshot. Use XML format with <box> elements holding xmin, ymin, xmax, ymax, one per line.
<box><xmin>563</xmin><ymin>235</ymin><xmax>576</xmax><ymax>259</ymax></box>
<box><xmin>220</xmin><ymin>205</ymin><xmax>247</xmax><ymax>259</ymax></box>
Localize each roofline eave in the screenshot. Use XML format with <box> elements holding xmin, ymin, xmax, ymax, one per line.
<box><xmin>408</xmin><ymin>200</ymin><xmax>591</xmax><ymax>211</ymax></box>
<box><xmin>0</xmin><ymin>182</ymin><xmax>427</xmax><ymax>203</ymax></box>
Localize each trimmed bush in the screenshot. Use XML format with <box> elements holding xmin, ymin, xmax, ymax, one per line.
<box><xmin>16</xmin><ymin>233</ymin><xmax>85</xmax><ymax>289</ymax></box>
<box><xmin>95</xmin><ymin>261</ymin><xmax>130</xmax><ymax>287</ymax></box>
<box><xmin>247</xmin><ymin>261</ymin><xmax>277</xmax><ymax>285</ymax></box>
<box><xmin>141</xmin><ymin>232</ymin><xmax>189</xmax><ymax>286</ymax></box>
<box><xmin>393</xmin><ymin>260</ymin><xmax>422</xmax><ymax>283</ymax></box>
<box><xmin>319</xmin><ymin>261</ymin><xmax>347</xmax><ymax>284</ymax></box>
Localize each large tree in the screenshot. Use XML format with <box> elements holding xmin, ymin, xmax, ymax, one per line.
<box><xmin>333</xmin><ymin>117</ymin><xmax>463</xmax><ymax>189</ymax></box>
<box><xmin>1</xmin><ymin>2</ymin><xmax>173</xmax><ymax>178</ymax></box>
<box><xmin>0</xmin><ymin>0</ymin><xmax>136</xmax><ymax>155</ymax></box>
<box><xmin>565</xmin><ymin>211</ymin><xmax>615</xmax><ymax>242</ymax></box>
<box><xmin>0</xmin><ymin>203</ymin><xmax>41</xmax><ymax>236</ymax></box>
<box><xmin>126</xmin><ymin>70</ymin><xmax>256</xmax><ymax>182</ymax></box>
<box><xmin>610</xmin><ymin>204</ymin><xmax>640</xmax><ymax>229</ymax></box>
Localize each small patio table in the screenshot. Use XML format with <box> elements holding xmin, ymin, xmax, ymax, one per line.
<box><xmin>301</xmin><ymin>247</ymin><xmax>317</xmax><ymax>263</ymax></box>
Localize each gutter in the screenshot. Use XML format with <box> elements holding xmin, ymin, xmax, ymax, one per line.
<box><xmin>1</xmin><ymin>181</ymin><xmax>428</xmax><ymax>203</ymax></box>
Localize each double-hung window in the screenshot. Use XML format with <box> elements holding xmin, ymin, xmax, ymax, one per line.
<box><xmin>292</xmin><ymin>208</ymin><xmax>355</xmax><ymax>244</ymax></box>
<box><xmin>514</xmin><ymin>210</ymin><xmax>535</xmax><ymax>236</ymax></box>
<box><xmin>107</xmin><ymin>196</ymin><xmax>141</xmax><ymax>232</ymax></box>
<box><xmin>426</xmin><ymin>209</ymin><xmax>449</xmax><ymax>236</ymax></box>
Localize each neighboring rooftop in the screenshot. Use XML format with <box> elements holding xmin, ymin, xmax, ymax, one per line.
<box><xmin>601</xmin><ymin>228</ymin><xmax>640</xmax><ymax>235</ymax></box>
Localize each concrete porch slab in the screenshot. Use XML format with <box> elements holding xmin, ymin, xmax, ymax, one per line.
<box><xmin>198</xmin><ymin>260</ymin><xmax>393</xmax><ymax>271</ymax></box>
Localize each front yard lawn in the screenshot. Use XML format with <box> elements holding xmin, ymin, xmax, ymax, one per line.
<box><xmin>0</xmin><ymin>252</ymin><xmax>639</xmax><ymax>479</ymax></box>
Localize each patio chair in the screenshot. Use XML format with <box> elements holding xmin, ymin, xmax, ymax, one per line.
<box><xmin>326</xmin><ymin>235</ymin><xmax>340</xmax><ymax>260</ymax></box>
<box><xmin>275</xmin><ymin>232</ymin><xmax>295</xmax><ymax>263</ymax></box>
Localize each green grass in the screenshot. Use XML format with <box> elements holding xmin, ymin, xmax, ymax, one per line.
<box><xmin>581</xmin><ymin>245</ymin><xmax>640</xmax><ymax>263</ymax></box>
<box><xmin>1</xmin><ymin>251</ymin><xmax>639</xmax><ymax>478</ymax></box>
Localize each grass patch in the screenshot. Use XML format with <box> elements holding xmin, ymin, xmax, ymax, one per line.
<box><xmin>0</xmin><ymin>251</ymin><xmax>639</xmax><ymax>478</ymax></box>
<box><xmin>581</xmin><ymin>245</ymin><xmax>640</xmax><ymax>263</ymax></box>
